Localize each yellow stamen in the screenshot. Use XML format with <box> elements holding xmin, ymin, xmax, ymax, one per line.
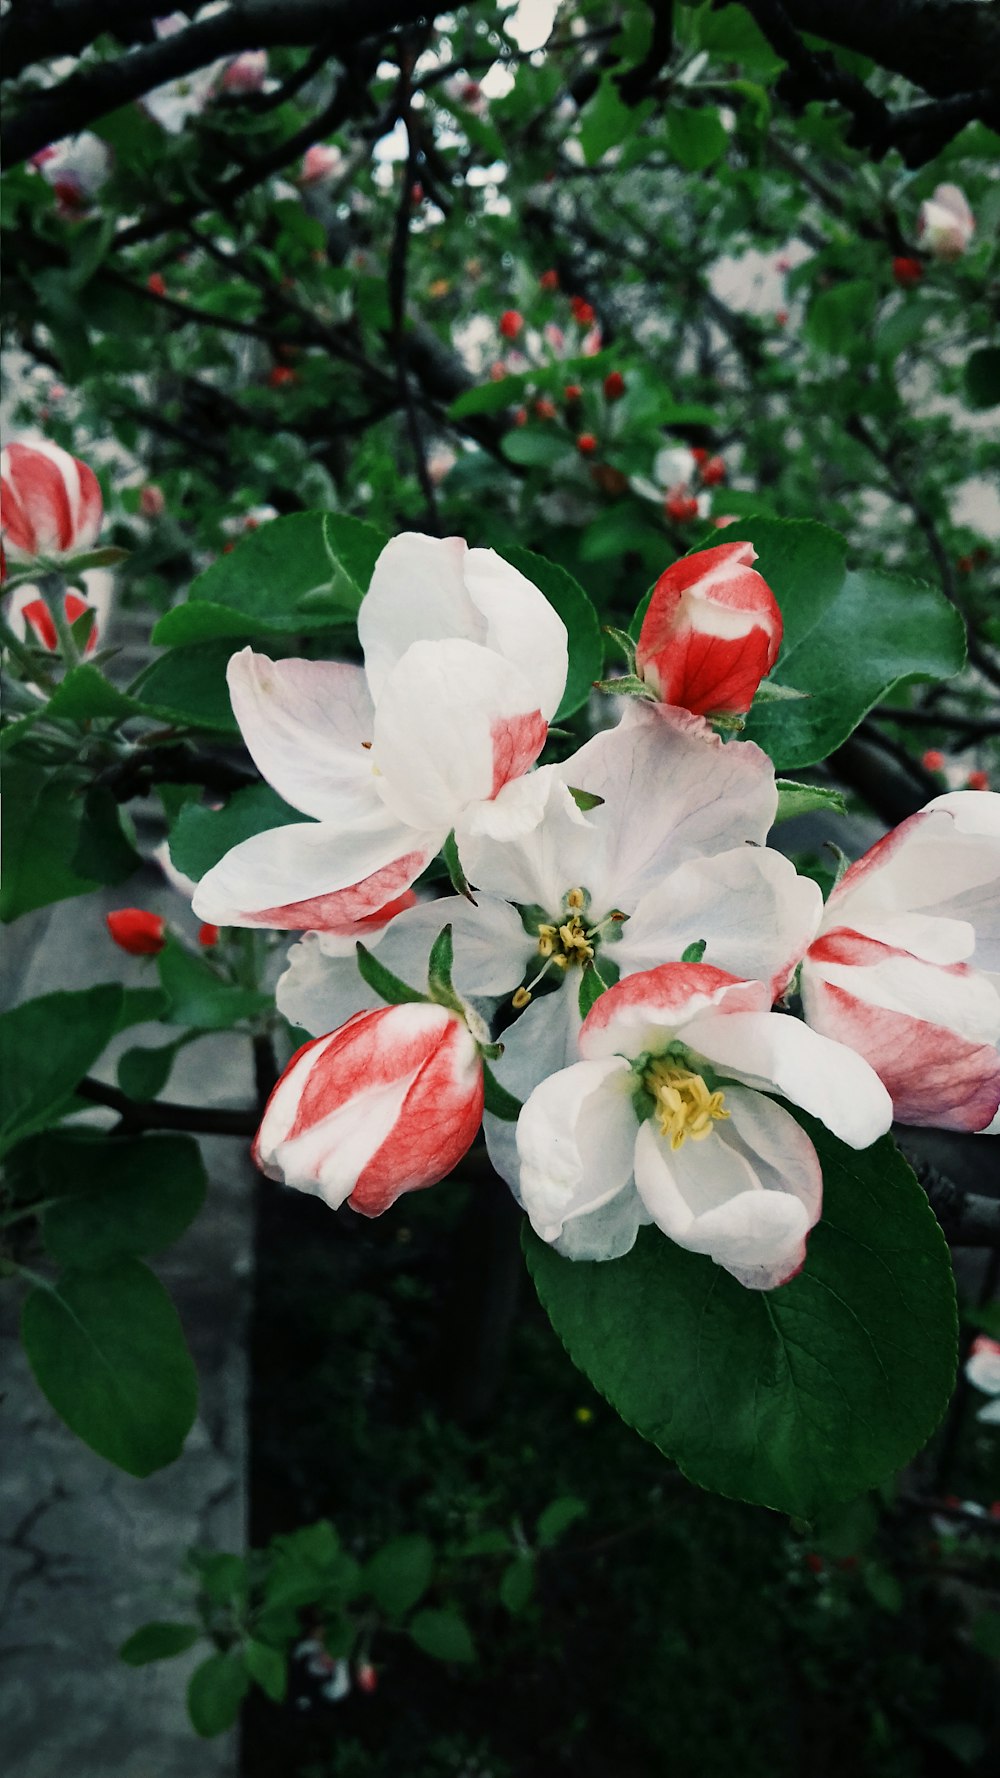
<box><xmin>566</xmin><ymin>887</ymin><xmax>586</xmax><ymax>912</ymax></box>
<box><xmin>644</xmin><ymin>1062</ymin><xmax>730</xmax><ymax>1151</ymax></box>
<box><xmin>512</xmin><ymin>986</ymin><xmax>532</xmax><ymax>1010</ymax></box>
<box><xmin>537</xmin><ymin>923</ymin><xmax>557</xmax><ymax>957</ymax></box>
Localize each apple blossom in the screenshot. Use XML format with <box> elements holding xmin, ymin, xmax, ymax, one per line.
<box><xmin>630</xmin><ymin>445</ymin><xmax>706</xmax><ymax>518</ymax></box>
<box><xmin>29</xmin><ymin>134</ymin><xmax>112</xmax><ymax>215</ymax></box>
<box><xmin>107</xmin><ymin>910</ymin><xmax>167</xmax><ymax>955</ymax></box>
<box><xmin>635</xmin><ymin>541</ymin><xmax>783</xmax><ymax>717</ymax></box>
<box><xmin>918</xmin><ymin>183</ymin><xmax>975</xmax><ymax>261</ymax></box>
<box><xmin>253</xmin><ymin>1003</ymin><xmax>484</xmax><ymax>1215</ymax></box>
<box><xmin>966</xmin><ymin>1336</ymin><xmax>1000</xmax><ymax>1424</ymax></box>
<box><xmin>221</xmin><ymin>50</ymin><xmax>269</xmax><ymax>94</ymax></box>
<box><xmin>1</xmin><ymin>440</ymin><xmax>103</xmax><ymax>565</ymax></box>
<box><xmin>191</xmin><ymin>533</ymin><xmax>569</xmax><ymax>929</ymax></box>
<box><xmin>516</xmin><ymin>962</ymin><xmax>892</xmax><ymax>1286</ymax></box>
<box><xmin>800</xmin><ymin>791</ymin><xmax>1000</xmax><ymax>1132</ymax></box>
<box><xmin>144</xmin><ymin>8</ymin><xmax>228</xmax><ymax>132</ymax></box>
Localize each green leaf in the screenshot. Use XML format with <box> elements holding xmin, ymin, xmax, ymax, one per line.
<box><xmin>22</xmin><ymin>1258</ymin><xmax>198</xmax><ymax>1477</ymax></box>
<box><xmin>579</xmin><ymin>74</ymin><xmax>641</xmax><ymax>165</ymax></box>
<box><xmin>117</xmin><ymin>1039</ymin><xmax>185</xmax><ymax>1102</ymax></box>
<box><xmin>499</xmin><ymin>545</ymin><xmax>603</xmax><ymax>720</ymax></box>
<box><xmin>525</xmin><ymin>1122</ymin><xmax>957</xmax><ymax>1518</ymax></box>
<box><xmin>42</xmin><ymin>665</ymin><xmax>145</xmax><ymax>725</ymax></box>
<box><xmin>152</xmin><ymin>513</ymin><xmax>386</xmax><ymax>645</ymax></box>
<box><xmin>498</xmin><ymin>1554</ymin><xmax>536</xmax><ymax>1613</ymax></box>
<box><xmin>578</xmin><ymin>965</ymin><xmax>608</xmax><ymax>1019</ymax></box>
<box><xmin>157</xmin><ymin>939</ymin><xmax>271</xmax><ymax>1030</ymax></box>
<box><xmin>744</xmin><ymin>560</ymin><xmax>966</xmax><ymax>768</ymax></box>
<box><xmin>501</xmin><ymin>428</ymin><xmax>573</xmax><ymax>469</ymax></box>
<box><xmin>170</xmin><ymin>784</ymin><xmax>302</xmax><ymax>881</ymax></box>
<box><xmin>187</xmin><ymin>1651</ymin><xmax>249</xmax><ymax>1737</ymax></box>
<box><xmin>774</xmin><ymin>781</ymin><xmax>847</xmax><ymax>822</ymax></box>
<box><xmin>40</xmin><ymin>1132</ymin><xmax>207</xmax><ymax>1268</ymax></box>
<box><xmin>245</xmin><ymin>1640</ymin><xmax>287</xmax><ymax>1703</ymax></box>
<box><xmin>120</xmin><ymin>1622</ymin><xmax>202</xmax><ymax>1666</ymax></box>
<box><xmin>356</xmin><ymin>941</ymin><xmax>428</xmax><ymax>1007</ymax></box>
<box><xmin>364</xmin><ymin>1534</ymin><xmax>435</xmax><ymax>1616</ymax></box>
<box><xmin>536</xmin><ymin>1496</ymin><xmax>587</xmax><ymax>1546</ymax></box>
<box><xmin>0</xmin><ymin>765</ymin><xmax>116</xmax><ymax>921</ymax></box>
<box><xmin>0</xmin><ymin>984</ymin><xmax>123</xmax><ymax>1156</ymax></box>
<box><xmin>964</xmin><ymin>345</ymin><xmax>1000</xmax><ymax>410</ymax></box>
<box><xmin>131</xmin><ymin>643</ymin><xmax>240</xmax><ymax>733</ymax></box>
<box><xmin>409</xmin><ymin>1608</ymin><xmax>476</xmax><ymax>1664</ymax></box>
<box><xmin>805</xmin><ymin>281</ymin><xmax>876</xmax><ymax>357</ymax></box>
<box><xmin>667</xmin><ymin>107</ymin><xmax>729</xmax><ymax>172</ymax></box>
<box><xmin>482</xmin><ymin>1062</ymin><xmax>522</xmax><ymax>1123</ymax></box>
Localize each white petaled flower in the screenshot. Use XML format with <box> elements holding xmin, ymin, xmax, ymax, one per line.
<box><xmin>516</xmin><ymin>961</ymin><xmax>893</xmax><ymax>1287</ymax></box>
<box><xmin>800</xmin><ymin>791</ymin><xmax>1000</xmax><ymax>1133</ymax></box>
<box><xmin>630</xmin><ymin>445</ymin><xmax>701</xmax><ymax>507</ymax></box>
<box><xmin>918</xmin><ymin>183</ymin><xmax>975</xmax><ymax>261</ymax></box>
<box><xmin>966</xmin><ymin>1336</ymin><xmax>1000</xmax><ymax>1424</ymax></box>
<box><xmin>277</xmin><ymin>706</ymin><xmax>824</xmax><ymax>1255</ymax></box>
<box><xmin>192</xmin><ymin>533</ymin><xmax>568</xmax><ymax>929</ymax></box>
<box><xmin>30</xmin><ymin>133</ymin><xmax>112</xmax><ymax>212</ymax></box>
<box><xmin>144</xmin><ymin>6</ymin><xmax>229</xmax><ymax>133</ymax></box>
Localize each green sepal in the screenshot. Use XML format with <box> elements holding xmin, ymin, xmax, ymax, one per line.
<box><xmin>355</xmin><ymin>942</ymin><xmax>428</xmax><ymax>1007</ymax></box>
<box><xmin>567</xmin><ymin>786</ymin><xmax>605</xmax><ymax>813</ymax></box>
<box><xmin>774</xmin><ymin>780</ymin><xmax>847</xmax><ymax>822</ymax></box>
<box><xmin>482</xmin><ymin>1063</ymin><xmax>523</xmax><ymax>1122</ymax></box>
<box><xmin>680</xmin><ymin>939</ymin><xmax>707</xmax><ymax>963</ymax></box>
<box><xmin>752</xmin><ymin>679</ymin><xmax>809</xmax><ymax>703</ymax></box>
<box><xmin>427</xmin><ymin>923</ymin><xmax>466</xmax><ymax>1017</ymax></box>
<box><xmin>442</xmin><ymin>830</ymin><xmax>477</xmax><ymax>904</ymax></box>
<box><xmin>603</xmin><ymin>625</ymin><xmax>638</xmax><ymax>672</ymax></box>
<box><xmin>593</xmin><ymin>674</ymin><xmax>656</xmax><ymax>700</ymax></box>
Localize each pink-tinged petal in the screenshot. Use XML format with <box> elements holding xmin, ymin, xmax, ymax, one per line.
<box><xmin>618</xmin><ymin>847</ymin><xmax>823</xmax><ymax>1000</ymax></box>
<box><xmin>580</xmin><ymin>963</ymin><xmax>768</xmax><ymax>1063</ymax></box>
<box><xmin>966</xmin><ymin>1336</ymin><xmax>1000</xmax><ymax>1399</ymax></box>
<box><xmin>516</xmin><ymin>1056</ymin><xmax>637</xmax><ymax>1243</ymax></box>
<box><xmin>277</xmin><ymin>894</ymin><xmax>533</xmax><ymax>1037</ymax></box>
<box><xmin>1</xmin><ymin>440</ymin><xmax>102</xmax><ymax>561</ymax></box>
<box><xmin>372</xmin><ymin>639</ymin><xmax>547</xmax><ymax>830</ymax></box>
<box><xmin>254</xmin><ymin>1003</ymin><xmax>482</xmax><ymax>1213</ymax></box>
<box><xmin>360</xmin><ymin>533</ymin><xmax>477</xmax><ymax>702</ymax></box>
<box><xmin>191</xmin><ymin>815</ymin><xmax>441</xmax><ymax>929</ymax></box>
<box><xmin>460</xmin><ymin>770</ymin><xmax>596</xmax><ymax>910</ymax></box>
<box><xmin>681</xmin><ymin>1006</ymin><xmax>894</xmax><ymax>1149</ymax></box>
<box><xmin>553</xmin><ymin>702</ymin><xmax>778</xmax><ymax>910</ymax></box>
<box><xmin>827</xmin><ymin>803</ymin><xmax>1000</xmax><ymax>965</ymax></box>
<box><xmin>633</xmin><ymin>1085</ymin><xmax>819</xmax><ymax>1290</ymax></box>
<box><xmin>463</xmin><ymin>547</ymin><xmax>568</xmax><ymax>720</ymax></box>
<box><xmin>805</xmin><ymin>930</ymin><xmax>1000</xmax><ymax>1044</ymax></box>
<box><xmin>227</xmin><ymin>649</ymin><xmax>379</xmax><ymax>823</ymax></box>
<box><xmin>801</xmin><ymin>946</ymin><xmax>1000</xmax><ymax>1133</ymax></box>
<box><xmin>635</xmin><ymin>541</ymin><xmax>782</xmax><ymax>716</ymax></box>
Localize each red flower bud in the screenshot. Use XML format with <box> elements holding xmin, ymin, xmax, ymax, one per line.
<box><xmin>107</xmin><ymin>909</ymin><xmax>167</xmax><ymax>956</ymax></box>
<box><xmin>576</xmin><ymin>433</ymin><xmax>597</xmax><ymax>455</ymax></box>
<box><xmin>636</xmin><ymin>540</ymin><xmax>783</xmax><ymax>717</ymax></box>
<box><xmin>534</xmin><ymin>397</ymin><xmax>557</xmax><ymax>420</ymax></box>
<box><xmin>603</xmin><ymin>371</ymin><xmax>626</xmax><ymax>401</ymax></box>
<box><xmin>967</xmin><ymin>769</ymin><xmax>989</xmax><ymax>791</ymax></box>
<box><xmin>699</xmin><ymin>454</ymin><xmax>726</xmax><ymax>486</ymax></box>
<box><xmin>515</xmin><ymin>407</ymin><xmax>529</xmax><ymax>426</ymax></box>
<box><xmin>690</xmin><ymin>447</ymin><xmax>708</xmax><ymax>464</ymax></box>
<box><xmin>539</xmin><ymin>269</ymin><xmax>559</xmax><ymax>291</ymax></box>
<box><xmin>805</xmin><ymin>1553</ymin><xmax>824</xmax><ymax>1575</ymax></box>
<box><xmin>499</xmin><ymin>309</ymin><xmax>524</xmax><ymax>340</ymax></box>
<box><xmin>564</xmin><ymin>384</ymin><xmax>583</xmax><ymax>402</ymax></box>
<box><xmin>892</xmin><ymin>256</ymin><xmax>923</xmax><ymax>289</ymax></box>
<box><xmin>267</xmin><ymin>365</ymin><xmax>297</xmax><ymax>388</ymax></box>
<box><xmin>139</xmin><ymin>483</ymin><xmax>166</xmax><ymax>518</ymax></box>
<box><xmin>147</xmin><ymin>271</ymin><xmax>167</xmax><ymax>297</ymax></box>
<box><xmin>664</xmin><ymin>490</ymin><xmax>701</xmax><ymax>524</ymax></box>
<box><xmin>253</xmin><ymin>1004</ymin><xmax>484</xmax><ymax>1216</ymax></box>
<box><xmin>775</xmin><ymin>309</ymin><xmax>789</xmax><ymax>327</ymax></box>
<box><xmin>198</xmin><ymin>922</ymin><xmax>221</xmax><ymax>947</ymax></box>
<box><xmin>410</xmin><ymin>182</ymin><xmax>424</xmax><ymax>205</ymax></box>
<box><xmin>922</xmin><ymin>749</ymin><xmax>945</xmax><ymax>772</ymax></box>
<box><xmin>20</xmin><ymin>590</ymin><xmax>99</xmax><ymax>655</ymax></box>
<box><xmin>570</xmin><ymin>296</ymin><xmax>596</xmax><ymax>326</ymax></box>
<box><xmin>356</xmin><ymin>1662</ymin><xmax>378</xmax><ymax>1694</ymax></box>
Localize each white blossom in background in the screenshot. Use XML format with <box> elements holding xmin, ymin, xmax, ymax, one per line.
<box><xmin>966</xmin><ymin>1336</ymin><xmax>1000</xmax><ymax>1423</ymax></box>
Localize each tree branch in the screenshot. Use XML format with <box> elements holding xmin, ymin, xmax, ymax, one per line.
<box><xmin>78</xmin><ymin>1076</ymin><xmax>257</xmax><ymax>1137</ymax></box>
<box><xmin>2</xmin><ymin>0</ymin><xmax>435</xmax><ymax>166</ymax></box>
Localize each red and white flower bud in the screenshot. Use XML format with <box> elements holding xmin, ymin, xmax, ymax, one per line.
<box><xmin>300</xmin><ymin>143</ymin><xmax>344</xmax><ymax>187</ymax></box>
<box><xmin>139</xmin><ymin>483</ymin><xmax>166</xmax><ymax>518</ymax></box>
<box><xmin>222</xmin><ymin>50</ymin><xmax>268</xmax><ymax>93</ymax></box>
<box><xmin>636</xmin><ymin>541</ymin><xmax>783</xmax><ymax>717</ymax></box>
<box><xmin>107</xmin><ymin>909</ymin><xmax>167</xmax><ymax>955</ymax></box>
<box><xmin>1</xmin><ymin>440</ymin><xmax>103</xmax><ymax>565</ymax></box>
<box><xmin>13</xmin><ymin>588</ymin><xmax>99</xmax><ymax>655</ymax></box>
<box><xmin>918</xmin><ymin>184</ymin><xmax>974</xmax><ymax>261</ymax></box>
<box><xmin>254</xmin><ymin>1002</ymin><xmax>484</xmax><ymax>1215</ymax></box>
<box><xmin>30</xmin><ymin>134</ymin><xmax>111</xmax><ymax>215</ymax></box>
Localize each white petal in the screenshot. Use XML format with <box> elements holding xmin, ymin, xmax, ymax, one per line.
<box><xmin>373</xmin><ymin>639</ymin><xmax>546</xmax><ymax>829</ymax></box>
<box><xmin>463</xmin><ymin>547</ymin><xmax>568</xmax><ymax>720</ymax></box>
<box><xmin>359</xmin><ymin>533</ymin><xmax>478</xmax><ymax>703</ymax></box>
<box><xmin>804</xmin><ymin>938</ymin><xmax>1000</xmax><ymax>1047</ymax></box>
<box><xmin>683</xmin><ymin>1008</ymin><xmax>894</xmax><ymax>1149</ymax></box>
<box><xmin>483</xmin><ymin>983</ymin><xmax>583</xmax><ymax>1192</ymax></box>
<box><xmin>551</xmin><ymin>1185</ymin><xmax>652</xmax><ymax>1261</ymax></box>
<box><xmin>227</xmin><ymin>649</ymin><xmax>379</xmax><ymax>822</ymax></box>
<box><xmin>580</xmin><ymin>967</ymin><xmax>767</xmax><ymax>1063</ymax></box>
<box><xmin>460</xmin><ymin>770</ymin><xmax>597</xmax><ymax>909</ymax></box>
<box><xmin>191</xmin><ymin>813</ymin><xmax>441</xmax><ymax>927</ymax></box>
<box><xmin>618</xmin><ymin>847</ymin><xmax>822</xmax><ymax>998</ymax></box>
<box><xmin>255</xmin><ymin>1029</ymin><xmax>415</xmax><ymax>1208</ymax></box>
<box><xmin>516</xmin><ymin>1057</ymin><xmax>637</xmax><ymax>1242</ymax></box>
<box><xmin>633</xmin><ymin>1088</ymin><xmax>818</xmax><ymax>1289</ymax></box>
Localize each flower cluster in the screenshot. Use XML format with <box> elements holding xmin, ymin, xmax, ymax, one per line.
<box><xmin>182</xmin><ymin>532</ymin><xmax>998</xmax><ymax>1292</ymax></box>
